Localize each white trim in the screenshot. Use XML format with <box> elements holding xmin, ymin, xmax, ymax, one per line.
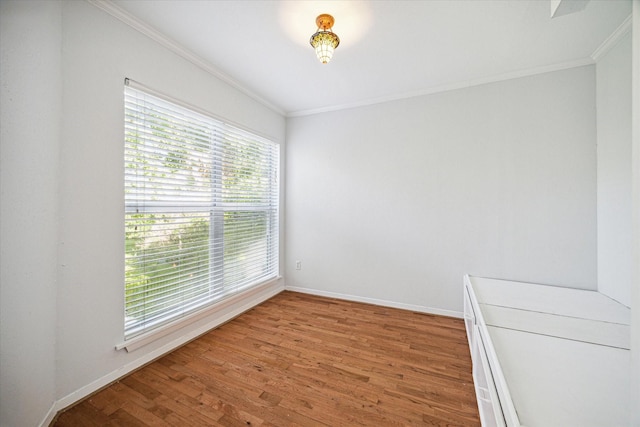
<box><xmin>285</xmin><ymin>286</ymin><xmax>463</xmax><ymax>319</ymax></box>
<box><xmin>87</xmin><ymin>0</ymin><xmax>286</xmax><ymax>117</ymax></box>
<box><xmin>591</xmin><ymin>14</ymin><xmax>632</xmax><ymax>62</ymax></box>
<box><xmin>40</xmin><ymin>281</ymin><xmax>283</xmax><ymax>427</ymax></box>
<box><xmin>287</xmin><ymin>57</ymin><xmax>594</xmax><ymax>117</ymax></box>
<box><xmin>117</xmin><ymin>278</ymin><xmax>283</xmax><ymax>352</ymax></box>
<box><xmin>39</xmin><ymin>403</ymin><xmax>58</xmax><ymax>427</ymax></box>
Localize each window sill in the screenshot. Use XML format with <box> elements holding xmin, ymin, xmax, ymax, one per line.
<box><xmin>116</xmin><ymin>277</ymin><xmax>283</xmax><ymax>353</ymax></box>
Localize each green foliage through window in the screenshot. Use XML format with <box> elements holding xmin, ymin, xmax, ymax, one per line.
<box><xmin>124</xmin><ymin>82</ymin><xmax>279</xmax><ymax>339</ymax></box>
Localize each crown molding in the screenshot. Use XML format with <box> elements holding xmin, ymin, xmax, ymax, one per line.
<box><xmin>87</xmin><ymin>0</ymin><xmax>630</xmax><ymax>119</ymax></box>
<box><xmin>287</xmin><ymin>57</ymin><xmax>595</xmax><ymax>118</ymax></box>
<box><xmin>591</xmin><ymin>14</ymin><xmax>632</xmax><ymax>62</ymax></box>
<box><xmin>87</xmin><ymin>0</ymin><xmax>286</xmax><ymax>117</ymax></box>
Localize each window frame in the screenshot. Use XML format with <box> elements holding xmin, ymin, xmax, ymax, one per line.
<box><xmin>122</xmin><ymin>79</ymin><xmax>280</xmax><ymax>345</ymax></box>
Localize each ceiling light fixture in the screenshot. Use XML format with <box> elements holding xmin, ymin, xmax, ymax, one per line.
<box><xmin>309</xmin><ymin>14</ymin><xmax>340</xmax><ymax>64</ymax></box>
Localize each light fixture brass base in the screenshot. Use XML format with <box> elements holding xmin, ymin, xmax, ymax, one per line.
<box><xmin>316</xmin><ymin>14</ymin><xmax>335</xmax><ymax>30</ymax></box>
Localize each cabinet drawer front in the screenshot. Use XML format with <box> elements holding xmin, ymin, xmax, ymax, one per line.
<box><xmin>464</xmin><ymin>283</ymin><xmax>476</xmax><ymax>348</ymax></box>
<box><xmin>473</xmin><ymin>326</ymin><xmax>506</xmax><ymax>427</ymax></box>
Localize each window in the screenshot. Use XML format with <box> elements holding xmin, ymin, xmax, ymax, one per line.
<box><xmin>124</xmin><ymin>80</ymin><xmax>279</xmax><ymax>340</ymax></box>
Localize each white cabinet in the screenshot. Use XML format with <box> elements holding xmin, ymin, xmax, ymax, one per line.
<box><xmin>463</xmin><ymin>284</ymin><xmax>476</xmax><ymax>349</ymax></box>
<box><xmin>464</xmin><ymin>275</ymin><xmax>631</xmax><ymax>427</ymax></box>
<box><xmin>471</xmin><ymin>325</ymin><xmax>505</xmax><ymax>427</ymax></box>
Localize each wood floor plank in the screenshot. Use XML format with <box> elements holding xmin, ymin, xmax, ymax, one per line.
<box><xmin>52</xmin><ymin>291</ymin><xmax>479</xmax><ymax>426</ymax></box>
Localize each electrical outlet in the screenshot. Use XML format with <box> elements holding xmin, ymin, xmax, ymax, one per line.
<box><xmin>295</xmin><ymin>260</ymin><xmax>302</xmax><ymax>270</ymax></box>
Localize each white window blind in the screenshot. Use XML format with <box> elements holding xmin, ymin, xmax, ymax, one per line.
<box><xmin>124</xmin><ymin>80</ymin><xmax>279</xmax><ymax>340</ymax></box>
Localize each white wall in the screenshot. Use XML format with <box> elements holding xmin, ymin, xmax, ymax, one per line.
<box><xmin>630</xmin><ymin>1</ymin><xmax>640</xmax><ymax>424</ymax></box>
<box><xmin>56</xmin><ymin>0</ymin><xmax>285</xmax><ymax>403</ymax></box>
<box><xmin>0</xmin><ymin>2</ymin><xmax>62</xmax><ymax>426</ymax></box>
<box><xmin>286</xmin><ymin>66</ymin><xmax>597</xmax><ymax>314</ymax></box>
<box><xmin>596</xmin><ymin>31</ymin><xmax>632</xmax><ymax>307</ymax></box>
<box><xmin>1</xmin><ymin>1</ymin><xmax>286</xmax><ymax>425</ymax></box>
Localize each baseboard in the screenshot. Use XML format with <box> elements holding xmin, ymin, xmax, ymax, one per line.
<box><xmin>285</xmin><ymin>286</ymin><xmax>463</xmax><ymax>319</ymax></box>
<box><xmin>40</xmin><ymin>281</ymin><xmax>284</xmax><ymax>427</ymax></box>
<box><xmin>40</xmin><ymin>402</ymin><xmax>58</xmax><ymax>427</ymax></box>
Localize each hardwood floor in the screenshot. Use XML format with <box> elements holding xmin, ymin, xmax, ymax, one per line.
<box><xmin>53</xmin><ymin>291</ymin><xmax>480</xmax><ymax>426</ymax></box>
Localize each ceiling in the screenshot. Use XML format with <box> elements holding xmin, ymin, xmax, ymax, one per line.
<box><xmin>106</xmin><ymin>0</ymin><xmax>631</xmax><ymax>116</ymax></box>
